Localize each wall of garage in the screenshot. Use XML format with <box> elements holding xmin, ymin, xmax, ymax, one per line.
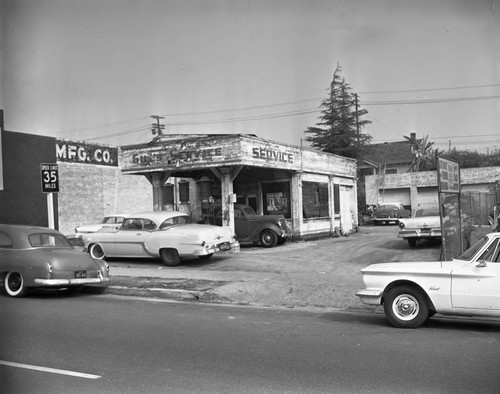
<box><xmin>0</xmin><ymin>130</ymin><xmax>58</xmax><ymax>227</ymax></box>
<box><xmin>365</xmin><ymin>166</ymin><xmax>500</xmax><ymax>214</ymax></box>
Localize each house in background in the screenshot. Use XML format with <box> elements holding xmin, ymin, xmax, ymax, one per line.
<box><xmin>357</xmin><ymin>133</ymin><xmax>419</xmax><ymax>210</ymax></box>
<box><xmin>358</xmin><ymin>133</ymin><xmax>497</xmax><ymax>220</ymax></box>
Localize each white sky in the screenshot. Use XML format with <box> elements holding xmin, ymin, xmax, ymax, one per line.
<box><xmin>1</xmin><ymin>0</ymin><xmax>499</xmax><ymax>151</ymax></box>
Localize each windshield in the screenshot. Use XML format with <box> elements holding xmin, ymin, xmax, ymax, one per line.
<box><xmin>456</xmin><ymin>236</ymin><xmax>488</xmax><ymax>261</ymax></box>
<box><xmin>242</xmin><ymin>206</ymin><xmax>257</xmax><ymax>215</ymax></box>
<box><xmin>29</xmin><ymin>233</ymin><xmax>72</xmax><ymax>248</ymax></box>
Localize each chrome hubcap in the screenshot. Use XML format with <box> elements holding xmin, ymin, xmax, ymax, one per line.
<box><xmin>393</xmin><ymin>294</ymin><xmax>419</xmax><ymax>320</ymax></box>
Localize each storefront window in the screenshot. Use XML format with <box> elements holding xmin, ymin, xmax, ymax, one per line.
<box><xmin>163</xmin><ymin>184</ymin><xmax>174</xmax><ymax>204</ymax></box>
<box><xmin>178</xmin><ymin>180</ymin><xmax>189</xmax><ymax>203</ymax></box>
<box><xmin>334</xmin><ymin>184</ymin><xmax>340</xmax><ymax>215</ymax></box>
<box><xmin>302</xmin><ymin>182</ymin><xmax>329</xmax><ymax>218</ymax></box>
<box><xmin>262</xmin><ymin>181</ymin><xmax>291</xmax><ymax>218</ymax></box>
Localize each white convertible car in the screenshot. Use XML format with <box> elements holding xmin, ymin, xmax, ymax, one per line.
<box><xmin>82</xmin><ymin>211</ymin><xmax>240</xmax><ymax>266</ymax></box>
<box><xmin>356</xmin><ymin>232</ymin><xmax>500</xmax><ymax>328</ymax></box>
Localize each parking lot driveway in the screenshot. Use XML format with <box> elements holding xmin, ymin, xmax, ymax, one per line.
<box><xmin>108</xmin><ymin>225</ymin><xmax>442</xmax><ymax>310</ymax></box>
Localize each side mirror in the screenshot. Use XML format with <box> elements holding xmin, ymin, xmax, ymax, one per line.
<box><xmin>476</xmin><ymin>259</ymin><xmax>487</xmax><ymax>268</ymax></box>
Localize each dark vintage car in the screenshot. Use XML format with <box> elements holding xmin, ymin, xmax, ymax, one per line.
<box><xmin>0</xmin><ymin>224</ymin><xmax>110</xmax><ymax>297</ymax></box>
<box><xmin>372</xmin><ymin>202</ymin><xmax>411</xmax><ymax>225</ymax></box>
<box><xmin>229</xmin><ymin>204</ymin><xmax>290</xmax><ymax>248</ymax></box>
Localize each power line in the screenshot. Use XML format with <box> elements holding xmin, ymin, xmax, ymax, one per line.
<box><xmin>359</xmin><ymin>83</ymin><xmax>500</xmax><ymax>95</ymax></box>
<box><xmin>362</xmin><ymin>95</ymin><xmax>500</xmax><ymax>106</ymax></box>
<box><xmin>61</xmin><ymin>84</ymin><xmax>500</xmax><ymax>142</ymax></box>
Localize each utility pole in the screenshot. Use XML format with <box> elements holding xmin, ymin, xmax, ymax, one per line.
<box><xmin>354</xmin><ymin>93</ymin><xmax>360</xmax><ymax>146</ymax></box>
<box><xmin>151</xmin><ymin>115</ymin><xmax>165</xmax><ymax>138</ymax></box>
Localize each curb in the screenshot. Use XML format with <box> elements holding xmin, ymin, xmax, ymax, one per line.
<box><xmin>104</xmin><ymin>285</ymin><xmax>379</xmax><ymax>313</ymax></box>
<box><xmin>107</xmin><ymin>285</ymin><xmax>204</xmax><ymax>301</ymax></box>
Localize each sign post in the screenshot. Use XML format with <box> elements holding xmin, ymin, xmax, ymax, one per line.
<box><xmin>437</xmin><ymin>156</ymin><xmax>461</xmax><ymax>260</ymax></box>
<box><xmin>40</xmin><ymin>163</ymin><xmax>59</xmax><ymax>229</ymax></box>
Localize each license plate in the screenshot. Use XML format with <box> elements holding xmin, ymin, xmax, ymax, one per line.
<box><xmin>420</xmin><ymin>229</ymin><xmax>431</xmax><ymax>234</ymax></box>
<box><xmin>75</xmin><ymin>270</ymin><xmax>87</xmax><ymax>278</ymax></box>
<box><xmin>218</xmin><ymin>242</ymin><xmax>231</xmax><ymax>251</ymax></box>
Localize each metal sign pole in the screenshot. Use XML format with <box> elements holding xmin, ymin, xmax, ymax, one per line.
<box><xmin>47</xmin><ymin>192</ymin><xmax>55</xmax><ymax>229</ymax></box>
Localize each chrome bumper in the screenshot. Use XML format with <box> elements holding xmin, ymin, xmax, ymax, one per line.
<box><xmin>398</xmin><ymin>229</ymin><xmax>441</xmax><ymax>239</ymax></box>
<box><xmin>34</xmin><ymin>276</ymin><xmax>110</xmax><ymax>286</ymax></box>
<box><xmin>355</xmin><ymin>289</ymin><xmax>383</xmax><ymax>305</ymax></box>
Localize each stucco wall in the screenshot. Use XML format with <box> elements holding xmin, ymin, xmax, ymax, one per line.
<box><xmin>365</xmin><ymin>166</ymin><xmax>500</xmax><ymax>208</ymax></box>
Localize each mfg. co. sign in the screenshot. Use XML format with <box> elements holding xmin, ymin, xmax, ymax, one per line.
<box><xmin>56</xmin><ymin>139</ymin><xmax>118</xmax><ymax>167</ymax></box>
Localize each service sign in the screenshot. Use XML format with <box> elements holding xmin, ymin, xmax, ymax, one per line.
<box><xmin>41</xmin><ymin>163</ymin><xmax>59</xmax><ymax>193</ymax></box>
<box><xmin>437</xmin><ymin>157</ymin><xmax>460</xmax><ymax>193</ymax></box>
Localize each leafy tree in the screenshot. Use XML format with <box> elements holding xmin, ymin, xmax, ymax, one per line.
<box><xmin>304</xmin><ymin>64</ymin><xmax>371</xmax><ymax>159</ymax></box>
<box><xmin>405</xmin><ymin>134</ymin><xmax>437</xmax><ymax>172</ymax></box>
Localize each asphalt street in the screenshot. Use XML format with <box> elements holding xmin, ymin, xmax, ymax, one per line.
<box><xmin>2</xmin><ymin>295</ymin><xmax>500</xmax><ymax>394</ymax></box>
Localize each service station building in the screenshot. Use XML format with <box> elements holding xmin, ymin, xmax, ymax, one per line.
<box><xmin>120</xmin><ymin>134</ymin><xmax>358</xmax><ymax>239</ymax></box>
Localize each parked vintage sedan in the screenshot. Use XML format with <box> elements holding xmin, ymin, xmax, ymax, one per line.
<box><xmin>356</xmin><ymin>232</ymin><xmax>500</xmax><ymax>328</ymax></box>
<box><xmin>82</xmin><ymin>211</ymin><xmax>240</xmax><ymax>266</ymax></box>
<box><xmin>0</xmin><ymin>224</ymin><xmax>110</xmax><ymax>297</ymax></box>
<box><xmin>372</xmin><ymin>202</ymin><xmax>411</xmax><ymax>225</ymax></box>
<box><xmin>216</xmin><ymin>204</ymin><xmax>290</xmax><ymax>248</ymax></box>
<box><xmin>398</xmin><ymin>206</ymin><xmax>441</xmax><ymax>247</ymax></box>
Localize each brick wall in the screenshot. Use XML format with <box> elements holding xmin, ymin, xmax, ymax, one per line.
<box><xmin>58</xmin><ymin>162</ymin><xmax>152</xmax><ymax>235</ymax></box>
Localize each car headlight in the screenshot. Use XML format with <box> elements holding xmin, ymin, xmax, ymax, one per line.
<box><xmin>399</xmin><ymin>222</ymin><xmax>405</xmax><ymax>229</ymax></box>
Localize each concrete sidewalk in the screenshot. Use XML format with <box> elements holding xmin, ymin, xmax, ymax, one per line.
<box><xmin>103</xmin><ymin>225</ymin><xmax>442</xmax><ymax>311</ymax></box>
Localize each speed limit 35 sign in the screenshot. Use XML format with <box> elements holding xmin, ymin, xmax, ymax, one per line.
<box><xmin>40</xmin><ymin>163</ymin><xmax>59</xmax><ymax>193</ymax></box>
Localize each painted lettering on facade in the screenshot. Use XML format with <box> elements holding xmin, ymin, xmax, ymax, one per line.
<box><xmin>131</xmin><ymin>147</ymin><xmax>224</xmax><ymax>167</ymax></box>
<box><xmin>56</xmin><ymin>139</ymin><xmax>118</xmax><ymax>166</ymax></box>
<box><xmin>252</xmin><ymin>147</ymin><xmax>294</xmax><ymax>163</ymax></box>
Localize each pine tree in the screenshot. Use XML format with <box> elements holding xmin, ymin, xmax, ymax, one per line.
<box><xmin>304</xmin><ymin>64</ymin><xmax>371</xmax><ymax>158</ymax></box>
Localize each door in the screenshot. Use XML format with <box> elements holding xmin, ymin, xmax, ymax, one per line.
<box><xmin>451</xmin><ymin>237</ymin><xmax>500</xmax><ymax>311</ymax></box>
<box><xmin>113</xmin><ymin>219</ymin><xmax>151</xmax><ymax>257</ymax></box>
<box><xmin>340</xmin><ymin>185</ymin><xmax>354</xmax><ymax>234</ymax></box>
<box><xmin>234</xmin><ymin>206</ymin><xmax>250</xmax><ymax>240</ymax></box>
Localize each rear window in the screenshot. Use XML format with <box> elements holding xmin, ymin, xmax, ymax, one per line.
<box><xmin>415</xmin><ymin>209</ymin><xmax>440</xmax><ymax>217</ymax></box>
<box><xmin>159</xmin><ymin>216</ymin><xmax>191</xmax><ymax>229</ymax></box>
<box><xmin>29</xmin><ymin>233</ymin><xmax>71</xmax><ymax>248</ymax></box>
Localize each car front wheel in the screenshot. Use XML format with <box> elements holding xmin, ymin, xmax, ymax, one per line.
<box><xmin>160</xmin><ymin>248</ymin><xmax>181</xmax><ymax>266</ymax></box>
<box><xmin>260</xmin><ymin>230</ymin><xmax>278</xmax><ymax>248</ymax></box>
<box><xmin>5</xmin><ymin>272</ymin><xmax>27</xmax><ymax>297</ymax></box>
<box><xmin>383</xmin><ymin>286</ymin><xmax>429</xmax><ymax>328</ymax></box>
